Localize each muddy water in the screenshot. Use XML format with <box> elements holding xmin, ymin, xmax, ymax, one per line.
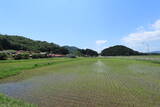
<box><xmin>0</xmin><ymin>60</ymin><xmax>108</xmax><ymax>107</ymax></box>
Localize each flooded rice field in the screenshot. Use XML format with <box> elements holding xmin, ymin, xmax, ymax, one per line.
<box><xmin>0</xmin><ymin>58</ymin><xmax>160</xmax><ymax>107</ymax></box>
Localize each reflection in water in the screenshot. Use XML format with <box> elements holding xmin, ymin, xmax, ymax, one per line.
<box><xmin>0</xmin><ymin>59</ymin><xmax>159</xmax><ymax>107</ymax></box>
<box><xmin>0</xmin><ymin>72</ymin><xmax>78</xmax><ymax>107</ymax></box>
<box><xmin>94</xmin><ymin>60</ymin><xmax>107</xmax><ymax>73</ymax></box>
<box><xmin>0</xmin><ymin>60</ymin><xmax>102</xmax><ymax>107</ymax></box>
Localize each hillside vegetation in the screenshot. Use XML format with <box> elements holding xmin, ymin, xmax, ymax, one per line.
<box><xmin>0</xmin><ymin>35</ymin><xmax>99</xmax><ymax>57</ymax></box>
<box><xmin>0</xmin><ymin>34</ymin><xmax>149</xmax><ymax>57</ymax></box>
<box><xmin>101</xmin><ymin>45</ymin><xmax>143</xmax><ymax>56</ymax></box>
<box><xmin>63</xmin><ymin>46</ymin><xmax>82</xmax><ymax>56</ymax></box>
<box><xmin>0</xmin><ymin>34</ymin><xmax>68</xmax><ymax>54</ymax></box>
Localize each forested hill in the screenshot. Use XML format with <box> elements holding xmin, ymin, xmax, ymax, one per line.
<box><xmin>63</xmin><ymin>46</ymin><xmax>82</xmax><ymax>56</ymax></box>
<box><xmin>0</xmin><ymin>34</ymin><xmax>144</xmax><ymax>56</ymax></box>
<box><xmin>0</xmin><ymin>34</ymin><xmax>68</xmax><ymax>54</ymax></box>
<box><xmin>101</xmin><ymin>45</ymin><xmax>143</xmax><ymax>56</ymax></box>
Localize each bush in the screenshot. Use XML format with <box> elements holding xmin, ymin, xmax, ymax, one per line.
<box><xmin>23</xmin><ymin>54</ymin><xmax>30</xmax><ymax>59</ymax></box>
<box><xmin>14</xmin><ymin>54</ymin><xmax>30</xmax><ymax>60</ymax></box>
<box><xmin>32</xmin><ymin>54</ymin><xmax>40</xmax><ymax>59</ymax></box>
<box><xmin>32</xmin><ymin>54</ymin><xmax>48</xmax><ymax>59</ymax></box>
<box><xmin>67</xmin><ymin>55</ymin><xmax>77</xmax><ymax>58</ymax></box>
<box><xmin>0</xmin><ymin>53</ymin><xmax>8</xmax><ymax>60</ymax></box>
<box><xmin>39</xmin><ymin>54</ymin><xmax>48</xmax><ymax>58</ymax></box>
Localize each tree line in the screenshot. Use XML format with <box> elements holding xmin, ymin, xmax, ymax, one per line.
<box><xmin>0</xmin><ymin>34</ymin><xmax>69</xmax><ymax>54</ymax></box>
<box><xmin>0</xmin><ymin>34</ymin><xmax>99</xmax><ymax>60</ymax></box>
<box><xmin>0</xmin><ymin>34</ymin><xmax>147</xmax><ymax>60</ymax></box>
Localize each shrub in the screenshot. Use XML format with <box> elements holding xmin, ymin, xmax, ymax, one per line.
<box><xmin>0</xmin><ymin>53</ymin><xmax>8</xmax><ymax>60</ymax></box>
<box><xmin>32</xmin><ymin>54</ymin><xmax>48</xmax><ymax>59</ymax></box>
<box><xmin>32</xmin><ymin>54</ymin><xmax>40</xmax><ymax>59</ymax></box>
<box><xmin>14</xmin><ymin>54</ymin><xmax>30</xmax><ymax>60</ymax></box>
<box><xmin>34</xmin><ymin>64</ymin><xmax>38</xmax><ymax>67</ymax></box>
<box><xmin>67</xmin><ymin>55</ymin><xmax>77</xmax><ymax>58</ymax></box>
<box><xmin>23</xmin><ymin>54</ymin><xmax>30</xmax><ymax>59</ymax></box>
<box><xmin>39</xmin><ymin>54</ymin><xmax>48</xmax><ymax>58</ymax></box>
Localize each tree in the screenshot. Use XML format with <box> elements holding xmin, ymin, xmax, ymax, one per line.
<box><xmin>0</xmin><ymin>34</ymin><xmax>68</xmax><ymax>54</ymax></box>
<box><xmin>0</xmin><ymin>45</ymin><xmax>3</xmax><ymax>51</ymax></box>
<box><xmin>0</xmin><ymin>53</ymin><xmax>8</xmax><ymax>60</ymax></box>
<box><xmin>0</xmin><ymin>38</ymin><xmax>11</xmax><ymax>50</ymax></box>
<box><xmin>14</xmin><ymin>54</ymin><xmax>30</xmax><ymax>60</ymax></box>
<box><xmin>85</xmin><ymin>49</ymin><xmax>98</xmax><ymax>57</ymax></box>
<box><xmin>79</xmin><ymin>49</ymin><xmax>98</xmax><ymax>57</ymax></box>
<box><xmin>58</xmin><ymin>47</ymin><xmax>69</xmax><ymax>55</ymax></box>
<box><xmin>32</xmin><ymin>54</ymin><xmax>48</xmax><ymax>59</ymax></box>
<box><xmin>63</xmin><ymin>46</ymin><xmax>84</xmax><ymax>56</ymax></box>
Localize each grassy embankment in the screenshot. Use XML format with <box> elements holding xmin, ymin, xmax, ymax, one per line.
<box><xmin>0</xmin><ymin>58</ymin><xmax>79</xmax><ymax>79</ymax></box>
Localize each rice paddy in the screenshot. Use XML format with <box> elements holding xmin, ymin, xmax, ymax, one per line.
<box><xmin>0</xmin><ymin>57</ymin><xmax>160</xmax><ymax>107</ymax></box>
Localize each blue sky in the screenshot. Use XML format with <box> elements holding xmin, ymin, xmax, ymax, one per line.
<box><xmin>0</xmin><ymin>0</ymin><xmax>160</xmax><ymax>52</ymax></box>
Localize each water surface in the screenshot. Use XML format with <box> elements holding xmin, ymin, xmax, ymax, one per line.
<box><xmin>0</xmin><ymin>59</ymin><xmax>160</xmax><ymax>107</ymax></box>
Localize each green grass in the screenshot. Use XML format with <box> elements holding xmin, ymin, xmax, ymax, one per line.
<box><xmin>0</xmin><ymin>57</ymin><xmax>160</xmax><ymax>107</ymax></box>
<box><xmin>0</xmin><ymin>58</ymin><xmax>79</xmax><ymax>79</ymax></box>
<box><xmin>0</xmin><ymin>94</ymin><xmax>36</xmax><ymax>107</ymax></box>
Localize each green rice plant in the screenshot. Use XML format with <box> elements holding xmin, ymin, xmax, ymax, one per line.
<box><xmin>0</xmin><ymin>57</ymin><xmax>160</xmax><ymax>107</ymax></box>
<box><xmin>0</xmin><ymin>94</ymin><xmax>37</xmax><ymax>107</ymax></box>
<box><xmin>0</xmin><ymin>58</ymin><xmax>78</xmax><ymax>79</ymax></box>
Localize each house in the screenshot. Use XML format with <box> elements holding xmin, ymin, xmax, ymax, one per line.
<box><xmin>16</xmin><ymin>50</ymin><xmax>25</xmax><ymax>55</ymax></box>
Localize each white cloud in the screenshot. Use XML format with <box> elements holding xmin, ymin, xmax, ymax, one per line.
<box><xmin>123</xmin><ymin>30</ymin><xmax>160</xmax><ymax>44</ymax></box>
<box><xmin>96</xmin><ymin>40</ymin><xmax>107</xmax><ymax>45</ymax></box>
<box><xmin>122</xmin><ymin>19</ymin><xmax>160</xmax><ymax>48</ymax></box>
<box><xmin>95</xmin><ymin>40</ymin><xmax>107</xmax><ymax>53</ymax></box>
<box><xmin>152</xmin><ymin>19</ymin><xmax>160</xmax><ymax>30</ymax></box>
<box><xmin>136</xmin><ymin>26</ymin><xmax>145</xmax><ymax>32</ymax></box>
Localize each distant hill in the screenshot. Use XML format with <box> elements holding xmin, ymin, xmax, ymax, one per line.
<box><xmin>63</xmin><ymin>46</ymin><xmax>98</xmax><ymax>56</ymax></box>
<box><xmin>63</xmin><ymin>46</ymin><xmax>82</xmax><ymax>56</ymax></box>
<box><xmin>0</xmin><ymin>34</ymin><xmax>98</xmax><ymax>56</ymax></box>
<box><xmin>101</xmin><ymin>45</ymin><xmax>142</xmax><ymax>56</ymax></box>
<box><xmin>0</xmin><ymin>34</ymin><xmax>68</xmax><ymax>54</ymax></box>
<box><xmin>147</xmin><ymin>51</ymin><xmax>160</xmax><ymax>55</ymax></box>
<box><xmin>149</xmin><ymin>51</ymin><xmax>160</xmax><ymax>54</ymax></box>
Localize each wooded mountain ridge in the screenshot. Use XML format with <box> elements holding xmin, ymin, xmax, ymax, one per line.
<box><xmin>0</xmin><ymin>34</ymin><xmax>69</xmax><ymax>54</ymax></box>
<box><xmin>0</xmin><ymin>34</ymin><xmax>98</xmax><ymax>56</ymax></box>
<box><xmin>0</xmin><ymin>34</ymin><xmax>148</xmax><ymax>56</ymax></box>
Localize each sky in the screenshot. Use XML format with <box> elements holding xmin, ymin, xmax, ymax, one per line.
<box><xmin>0</xmin><ymin>0</ymin><xmax>160</xmax><ymax>52</ymax></box>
